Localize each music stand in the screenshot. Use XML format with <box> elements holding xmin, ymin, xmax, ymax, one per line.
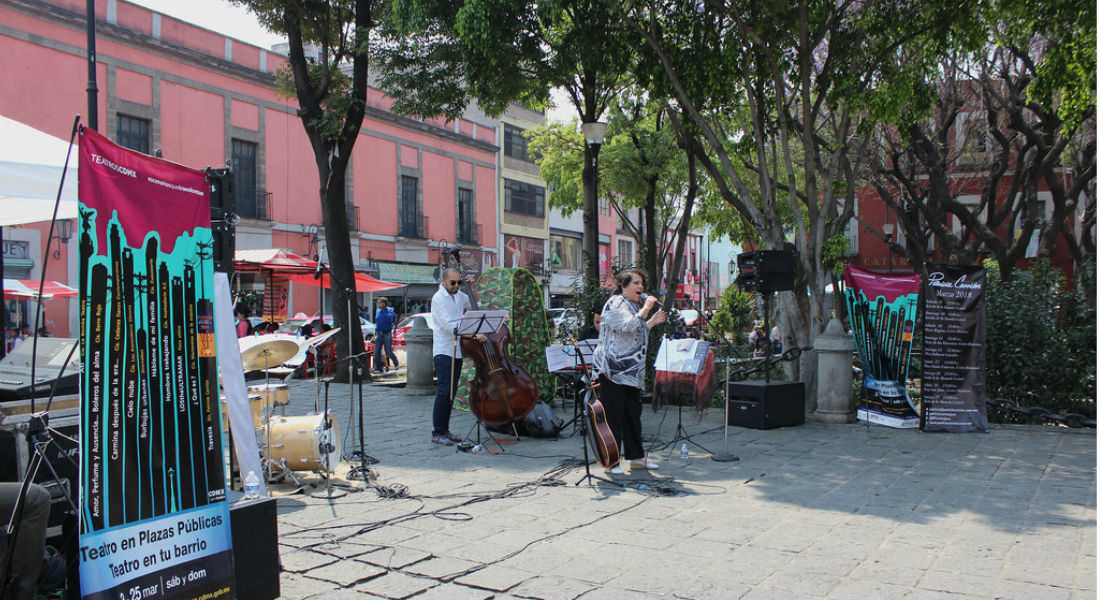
<box><xmin>455</xmin><ymin>310</ymin><xmax>512</xmax><ymax>452</ymax></box>
<box><xmin>654</xmin><ymin>338</ymin><xmax>713</xmax><ymax>456</ymax></box>
<box><xmin>545</xmin><ymin>339</ymin><xmax>596</xmax><ymax>430</ymax></box>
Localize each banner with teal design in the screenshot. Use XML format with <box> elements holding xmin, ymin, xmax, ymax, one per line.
<box><xmin>78</xmin><ymin>127</ymin><xmax>234</xmax><ymax>600</ymax></box>
<box><xmin>843</xmin><ymin>266</ymin><xmax>921</xmax><ymax>428</ymax></box>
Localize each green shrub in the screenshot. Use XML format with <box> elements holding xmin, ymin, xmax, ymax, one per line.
<box><xmin>985</xmin><ymin>258</ymin><xmax>1096</xmax><ymax>420</ymax></box>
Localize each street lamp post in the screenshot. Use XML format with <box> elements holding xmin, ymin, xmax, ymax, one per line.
<box><xmin>581</xmin><ymin>121</ymin><xmax>607</xmax><ymax>287</ymax></box>
<box><xmin>882</xmin><ymin>223</ymin><xmax>895</xmax><ymax>273</ymax></box>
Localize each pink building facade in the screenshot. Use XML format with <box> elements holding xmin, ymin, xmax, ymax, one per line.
<box><xmin>0</xmin><ymin>0</ymin><xmax>500</xmax><ymax>335</ymax></box>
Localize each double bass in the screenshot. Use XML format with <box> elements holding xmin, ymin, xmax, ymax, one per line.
<box><xmin>450</xmin><ymin>250</ymin><xmax>539</xmax><ymax>427</ymax></box>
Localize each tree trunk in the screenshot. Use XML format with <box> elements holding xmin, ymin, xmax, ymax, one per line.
<box><xmin>319</xmin><ymin>161</ymin><xmax>365</xmax><ymax>383</ymax></box>
<box><xmin>663</xmin><ymin>152</ymin><xmax>697</xmax><ymax>310</ymax></box>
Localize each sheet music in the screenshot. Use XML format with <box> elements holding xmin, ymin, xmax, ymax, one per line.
<box><xmin>456</xmin><ymin>309</ymin><xmax>509</xmax><ymax>335</ymax></box>
<box><xmin>544</xmin><ymin>339</ymin><xmax>598</xmax><ymax>372</ymax></box>
<box><xmin>654</xmin><ymin>338</ymin><xmax>710</xmax><ymax>374</ymax></box>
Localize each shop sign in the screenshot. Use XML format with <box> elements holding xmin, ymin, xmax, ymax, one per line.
<box><xmin>378</xmin><ymin>262</ymin><xmax>439</xmax><ymax>284</ymax></box>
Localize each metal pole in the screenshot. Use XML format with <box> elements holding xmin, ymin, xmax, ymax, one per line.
<box><xmin>712</xmin><ymin>347</ymin><xmax>739</xmax><ymax>462</ymax></box>
<box><xmin>85</xmin><ymin>0</ymin><xmax>98</xmax><ymax>130</ymax></box>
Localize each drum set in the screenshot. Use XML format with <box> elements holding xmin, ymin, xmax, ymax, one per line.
<box><xmin>230</xmin><ymin>329</ymin><xmax>343</xmax><ymax>488</ymax></box>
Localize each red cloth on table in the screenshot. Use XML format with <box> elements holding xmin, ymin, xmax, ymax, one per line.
<box><xmin>652</xmin><ymin>349</ymin><xmax>718</xmax><ymax>412</ymax></box>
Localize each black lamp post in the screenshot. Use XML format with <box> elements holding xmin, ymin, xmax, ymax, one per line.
<box><xmin>883</xmin><ymin>223</ymin><xmax>895</xmax><ymax>273</ymax></box>
<box><xmin>581</xmin><ymin>121</ymin><xmax>607</xmax><ymax>287</ymax></box>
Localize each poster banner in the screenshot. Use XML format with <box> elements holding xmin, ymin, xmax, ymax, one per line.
<box><xmin>843</xmin><ymin>266</ymin><xmax>921</xmax><ymax>428</ymax></box>
<box><xmin>78</xmin><ymin>127</ymin><xmax>234</xmax><ymax>600</ymax></box>
<box><xmin>920</xmin><ymin>264</ymin><xmax>988</xmax><ymax>432</ymax></box>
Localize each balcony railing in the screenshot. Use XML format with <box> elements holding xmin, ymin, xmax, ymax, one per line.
<box><xmin>457</xmin><ymin>222</ymin><xmax>481</xmax><ymax>246</ymax></box>
<box><xmin>238</xmin><ymin>191</ymin><xmax>271</xmax><ymax>220</ymax></box>
<box><xmin>399</xmin><ymin>214</ymin><xmax>428</xmax><ymax>239</ymax></box>
<box><xmin>345</xmin><ymin>205</ymin><xmax>360</xmax><ymax>232</ymax></box>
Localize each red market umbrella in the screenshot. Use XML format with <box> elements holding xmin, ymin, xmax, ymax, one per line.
<box><xmin>2</xmin><ymin>279</ymin><xmax>77</xmax><ymax>299</ymax></box>
<box><xmin>234</xmin><ymin>248</ymin><xmax>318</xmax><ymax>273</ymax></box>
<box><xmin>286</xmin><ymin>270</ymin><xmax>404</xmax><ymax>293</ymax></box>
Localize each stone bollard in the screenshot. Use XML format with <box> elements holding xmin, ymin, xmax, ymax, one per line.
<box><xmin>404</xmin><ymin>316</ymin><xmax>435</xmax><ymax>395</ymax></box>
<box><xmin>811</xmin><ymin>318</ymin><xmax>856</xmax><ymax>423</ymax></box>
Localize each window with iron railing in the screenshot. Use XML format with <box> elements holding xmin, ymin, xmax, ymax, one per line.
<box><xmin>400</xmin><ymin>175</ymin><xmax>424</xmax><ymax>237</ymax></box>
<box><xmin>456</xmin><ymin>188</ymin><xmax>477</xmax><ymax>244</ymax></box>
<box><xmin>232</xmin><ymin>139</ymin><xmax>259</xmax><ymax>218</ymax></box>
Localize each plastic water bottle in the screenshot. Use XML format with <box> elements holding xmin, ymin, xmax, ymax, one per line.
<box><xmin>244</xmin><ymin>470</ymin><xmax>260</xmax><ymax>499</ymax></box>
<box><xmin>680</xmin><ymin>443</ymin><xmax>689</xmax><ymax>459</ymax></box>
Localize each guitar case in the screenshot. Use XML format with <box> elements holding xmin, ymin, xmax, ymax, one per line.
<box><xmin>453</xmin><ymin>267</ymin><xmax>555</xmax><ymax>412</ymax></box>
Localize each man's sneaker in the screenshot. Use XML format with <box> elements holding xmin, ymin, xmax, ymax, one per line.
<box><xmin>443</xmin><ymin>431</ymin><xmax>462</xmax><ymax>443</ymax></box>
<box><xmin>431</xmin><ymin>434</ymin><xmax>454</xmax><ymax>446</ymax></box>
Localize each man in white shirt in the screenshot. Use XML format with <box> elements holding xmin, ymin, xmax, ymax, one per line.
<box><xmin>430</xmin><ymin>268</ymin><xmax>471</xmax><ymax>445</ymax></box>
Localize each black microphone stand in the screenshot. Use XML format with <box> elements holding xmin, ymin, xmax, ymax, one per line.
<box><xmin>341</xmin><ymin>289</ymin><xmax>380</xmax><ymax>475</ymax></box>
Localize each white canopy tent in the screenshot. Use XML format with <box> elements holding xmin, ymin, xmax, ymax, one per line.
<box><xmin>0</xmin><ymin>114</ymin><xmax>78</xmax><ymax>226</ymax></box>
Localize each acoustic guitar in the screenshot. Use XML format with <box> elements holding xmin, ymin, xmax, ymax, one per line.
<box><xmin>570</xmin><ymin>338</ymin><xmax>619</xmax><ymax>469</ymax></box>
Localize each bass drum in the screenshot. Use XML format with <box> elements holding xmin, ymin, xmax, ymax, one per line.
<box><xmin>266</xmin><ymin>413</ymin><xmax>340</xmax><ymax>472</ymax></box>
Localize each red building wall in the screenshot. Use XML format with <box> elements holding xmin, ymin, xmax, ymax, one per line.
<box><xmin>0</xmin><ymin>0</ymin><xmax>499</xmax><ymax>335</ymax></box>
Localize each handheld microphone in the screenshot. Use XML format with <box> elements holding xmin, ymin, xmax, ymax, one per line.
<box><xmin>640</xmin><ymin>293</ymin><xmax>663</xmax><ymax>310</ymax></box>
<box><xmin>313</xmin><ymin>261</ymin><xmax>324</xmax><ymax>279</ymax></box>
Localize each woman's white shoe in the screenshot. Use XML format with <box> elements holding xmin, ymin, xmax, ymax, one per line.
<box><xmin>629</xmin><ymin>460</ymin><xmax>659</xmax><ymax>470</ymax></box>
<box><xmin>607</xmin><ymin>465</ymin><xmax>624</xmax><ymax>475</ymax></box>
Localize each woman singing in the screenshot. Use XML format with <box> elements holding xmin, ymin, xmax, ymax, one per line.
<box><xmin>592</xmin><ymin>268</ymin><xmax>667</xmax><ymax>474</ymax></box>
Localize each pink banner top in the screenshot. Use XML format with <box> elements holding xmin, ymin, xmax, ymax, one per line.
<box><xmin>843</xmin><ymin>265</ymin><xmax>920</xmax><ymax>304</ymax></box>
<box><xmin>78</xmin><ymin>127</ymin><xmax>209</xmax><ymax>256</ymax></box>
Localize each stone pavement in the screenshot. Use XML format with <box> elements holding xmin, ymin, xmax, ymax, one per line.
<box><xmin>257</xmin><ymin>375</ymin><xmax>1095</xmax><ymax>600</ymax></box>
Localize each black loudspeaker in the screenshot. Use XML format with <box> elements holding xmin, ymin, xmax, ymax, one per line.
<box><xmin>737</xmin><ymin>250</ymin><xmax>794</xmax><ymax>273</ymax></box>
<box><xmin>728</xmin><ymin>381</ymin><xmax>805</xmax><ymax>429</ymax></box>
<box><xmin>735</xmin><ymin>271</ymin><xmax>795</xmax><ymax>293</ymax></box>
<box><xmin>735</xmin><ymin>250</ymin><xmax>795</xmax><ymax>293</ymax></box>
<box><xmin>228</xmin><ymin>492</ymin><xmax>280</xmax><ymax>600</ymax></box>
<box><xmin>206</xmin><ymin>166</ymin><xmax>235</xmax><ymax>276</ymax></box>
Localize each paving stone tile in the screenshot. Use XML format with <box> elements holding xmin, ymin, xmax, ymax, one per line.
<box><xmin>352</xmin><ymin>571</ymin><xmax>437</xmax><ymax>599</ymax></box>
<box><xmin>507</xmin><ymin>575</ymin><xmax>600</xmax><ymax>600</ymax></box>
<box><xmin>453</xmin><ymin>564</ymin><xmax>532</xmax><ymax>592</ymax></box>
<box><xmin>354</xmin><ymin>546</ymin><xmax>432</xmax><ymax>570</ymax></box>
<box><xmin>408</xmin><ymin>583</ymin><xmax>495</xmax><ymax>600</ymax></box>
<box><xmin>992</xmin><ymin>579</ymin><xmax>1073</xmax><ymax>600</ymax></box>
<box><xmin>304</xmin><ymin>560</ymin><xmax>386</xmax><ymax>587</ymax></box>
<box><xmin>825</xmin><ymin>579</ymin><xmax>914</xmax><ymax>600</ymax></box>
<box><xmin>277</xmin><ymin>571</ymin><xmax>342</xmax><ymax>599</ymax></box>
<box><xmin>402</xmin><ymin>556</ymin><xmax>482</xmax><ymax>580</ymax></box>
<box><xmin>281</xmin><ymin>549</ymin><xmax>341</xmax><ymax>573</ymax></box>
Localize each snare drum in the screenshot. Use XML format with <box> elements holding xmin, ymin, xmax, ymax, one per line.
<box><xmin>248</xmin><ymin>383</ymin><xmax>290</xmax><ymax>416</ymax></box>
<box><xmin>266</xmin><ymin>413</ymin><xmax>340</xmax><ymax>472</ymax></box>
<box><xmin>220</xmin><ymin>393</ymin><xmax>265</xmax><ymax>431</ymax></box>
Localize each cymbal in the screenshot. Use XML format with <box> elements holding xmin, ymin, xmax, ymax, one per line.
<box><xmin>239</xmin><ymin>335</ymin><xmax>301</xmax><ymax>371</ymax></box>
<box><xmin>301</xmin><ymin>326</ymin><xmax>342</xmax><ymax>350</ymax></box>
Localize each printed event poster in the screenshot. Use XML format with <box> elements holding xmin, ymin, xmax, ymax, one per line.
<box><xmin>78</xmin><ymin>127</ymin><xmax>234</xmax><ymax>600</ymax></box>
<box><xmin>920</xmin><ymin>264</ymin><xmax>988</xmax><ymax>432</ymax></box>
<box><xmin>843</xmin><ymin>266</ymin><xmax>921</xmax><ymax>428</ymax></box>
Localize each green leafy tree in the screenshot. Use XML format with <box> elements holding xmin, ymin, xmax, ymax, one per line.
<box><xmin>620</xmin><ymin>0</ymin><xmax>972</xmax><ymax>407</ymax></box>
<box><xmin>868</xmin><ymin>2</ymin><xmax>1096</xmax><ymax>281</ymax></box>
<box><xmin>231</xmin><ymin>0</ymin><xmax>373</xmax><ymax>376</ymax></box>
<box><xmin>378</xmin><ymin>0</ymin><xmax>637</xmax><ymax>289</ymax></box>
<box><xmin>709</xmin><ymin>284</ymin><xmax>755</xmax><ymax>345</ymax></box>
